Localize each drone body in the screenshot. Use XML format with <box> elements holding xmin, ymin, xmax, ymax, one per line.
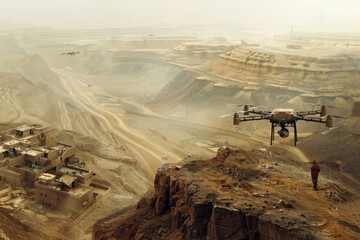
<box><xmin>62</xmin><ymin>51</ymin><xmax>80</xmax><ymax>56</ymax></box>
<box><xmin>230</xmin><ymin>105</ymin><xmax>335</xmax><ymax>146</ymax></box>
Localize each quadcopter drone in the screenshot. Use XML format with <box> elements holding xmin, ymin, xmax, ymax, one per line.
<box><xmin>222</xmin><ymin>104</ymin><xmax>342</xmax><ymax>146</ymax></box>
<box><xmin>62</xmin><ymin>51</ymin><xmax>80</xmax><ymax>56</ymax></box>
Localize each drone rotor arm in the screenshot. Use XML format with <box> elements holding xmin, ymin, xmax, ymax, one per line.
<box><xmin>332</xmin><ymin>115</ymin><xmax>346</xmax><ymax>119</ymax></box>
<box><xmin>238</xmin><ymin>115</ymin><xmax>269</xmax><ymax>122</ymax></box>
<box><xmin>296</xmin><ymin>110</ymin><xmax>322</xmax><ymax>116</ymax></box>
<box><xmin>297</xmin><ymin>116</ymin><xmax>325</xmax><ymax>123</ymax></box>
<box><xmin>220</xmin><ymin>110</ymin><xmax>248</xmax><ymax>118</ymax></box>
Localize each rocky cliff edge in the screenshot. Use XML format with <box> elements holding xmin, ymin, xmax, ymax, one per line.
<box><xmin>93</xmin><ymin>147</ymin><xmax>360</xmax><ymax>240</ymax></box>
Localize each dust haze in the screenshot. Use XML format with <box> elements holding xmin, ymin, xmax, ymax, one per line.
<box><xmin>1</xmin><ymin>0</ymin><xmax>360</xmax><ymax>32</ymax></box>
<box><xmin>0</xmin><ymin>1</ymin><xmax>359</xmax><ymax>239</ymax></box>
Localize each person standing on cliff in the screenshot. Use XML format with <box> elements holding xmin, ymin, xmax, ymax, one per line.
<box><xmin>311</xmin><ymin>161</ymin><xmax>320</xmax><ymax>189</ymax></box>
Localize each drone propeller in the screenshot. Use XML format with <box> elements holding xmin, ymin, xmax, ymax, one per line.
<box><xmin>220</xmin><ymin>111</ymin><xmax>245</xmax><ymax>118</ymax></box>
<box><xmin>226</xmin><ymin>104</ymin><xmax>257</xmax><ymax>107</ymax></box>
<box><xmin>321</xmin><ymin>126</ymin><xmax>340</xmax><ymax>135</ymax></box>
<box><xmin>220</xmin><ymin>104</ymin><xmax>257</xmax><ymax>117</ymax></box>
<box><xmin>316</xmin><ymin>114</ymin><xmax>344</xmax><ymax>119</ymax></box>
<box><xmin>332</xmin><ymin>115</ymin><xmax>346</xmax><ymax>119</ymax></box>
<box><xmin>220</xmin><ymin>113</ymin><xmax>233</xmax><ymax>118</ymax></box>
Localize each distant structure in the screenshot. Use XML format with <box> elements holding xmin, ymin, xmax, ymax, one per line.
<box><xmin>0</xmin><ymin>124</ymin><xmax>109</xmax><ymax>217</ymax></box>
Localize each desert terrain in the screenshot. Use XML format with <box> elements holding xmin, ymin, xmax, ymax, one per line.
<box><xmin>0</xmin><ymin>24</ymin><xmax>359</xmax><ymax>239</ymax></box>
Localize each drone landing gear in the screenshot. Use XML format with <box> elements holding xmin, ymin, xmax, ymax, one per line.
<box><xmin>270</xmin><ymin>122</ymin><xmax>275</xmax><ymax>145</ymax></box>
<box><xmin>270</xmin><ymin>122</ymin><xmax>298</xmax><ymax>146</ymax></box>
<box><xmin>294</xmin><ymin>121</ymin><xmax>298</xmax><ymax>146</ymax></box>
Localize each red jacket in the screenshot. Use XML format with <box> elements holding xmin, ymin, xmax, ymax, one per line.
<box><xmin>311</xmin><ymin>164</ymin><xmax>320</xmax><ymax>178</ymax></box>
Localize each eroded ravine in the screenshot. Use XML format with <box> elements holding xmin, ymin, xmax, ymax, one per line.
<box><xmin>53</xmin><ymin>68</ymin><xmax>183</xmax><ymax>179</ymax></box>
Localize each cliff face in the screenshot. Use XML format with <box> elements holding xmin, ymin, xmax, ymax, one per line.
<box><xmin>218</xmin><ymin>48</ymin><xmax>359</xmax><ymax>74</ymax></box>
<box><xmin>93</xmin><ymin>148</ymin><xmax>360</xmax><ymax>240</ymax></box>
<box><xmin>206</xmin><ymin>47</ymin><xmax>360</xmax><ymax>99</ymax></box>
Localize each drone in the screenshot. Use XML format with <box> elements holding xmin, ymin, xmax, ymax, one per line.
<box><xmin>62</xmin><ymin>51</ymin><xmax>80</xmax><ymax>56</ymax></box>
<box><xmin>222</xmin><ymin>104</ymin><xmax>343</xmax><ymax>146</ymax></box>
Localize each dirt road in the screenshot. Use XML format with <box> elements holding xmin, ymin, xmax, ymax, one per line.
<box><xmin>54</xmin><ymin>68</ymin><xmax>183</xmax><ymax>179</ymax></box>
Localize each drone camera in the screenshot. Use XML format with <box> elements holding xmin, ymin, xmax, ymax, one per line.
<box><xmin>278</xmin><ymin>128</ymin><xmax>289</xmax><ymax>138</ymax></box>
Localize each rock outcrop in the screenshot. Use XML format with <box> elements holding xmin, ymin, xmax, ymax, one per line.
<box><xmin>93</xmin><ymin>148</ymin><xmax>360</xmax><ymax>240</ymax></box>
<box><xmin>206</xmin><ymin>47</ymin><xmax>360</xmax><ymax>100</ymax></box>
<box><xmin>216</xmin><ymin>47</ymin><xmax>359</xmax><ymax>76</ymax></box>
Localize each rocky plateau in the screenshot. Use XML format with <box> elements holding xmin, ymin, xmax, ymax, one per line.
<box><xmin>93</xmin><ymin>147</ymin><xmax>360</xmax><ymax>240</ymax></box>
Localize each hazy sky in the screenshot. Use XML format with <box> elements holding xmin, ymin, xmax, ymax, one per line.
<box><xmin>0</xmin><ymin>0</ymin><xmax>359</xmax><ymax>32</ymax></box>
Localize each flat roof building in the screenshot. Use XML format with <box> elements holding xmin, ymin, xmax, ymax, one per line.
<box><xmin>0</xmin><ymin>124</ymin><xmax>107</xmax><ymax>218</ymax></box>
<box><xmin>35</xmin><ymin>173</ymin><xmax>94</xmax><ymax>215</ymax></box>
